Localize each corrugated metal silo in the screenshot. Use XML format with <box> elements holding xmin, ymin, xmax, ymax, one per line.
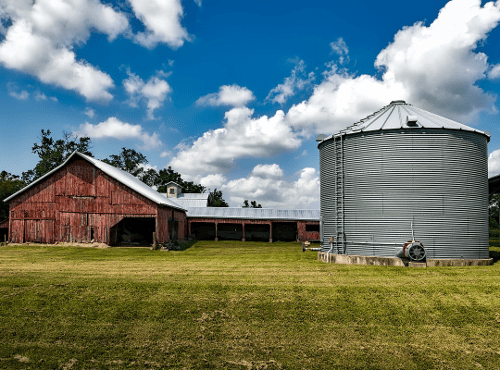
<box><xmin>318</xmin><ymin>101</ymin><xmax>490</xmax><ymax>260</ymax></box>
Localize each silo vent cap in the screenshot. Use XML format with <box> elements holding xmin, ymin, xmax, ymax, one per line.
<box><xmin>316</xmin><ymin>134</ymin><xmax>327</xmax><ymax>142</ymax></box>
<box><xmin>390</xmin><ymin>100</ymin><xmax>406</xmax><ymax>105</ymax></box>
<box><xmin>406</xmin><ymin>115</ymin><xmax>418</xmax><ymax>126</ymax></box>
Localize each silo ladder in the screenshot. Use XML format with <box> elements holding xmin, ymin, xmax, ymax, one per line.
<box><xmin>334</xmin><ymin>135</ymin><xmax>345</xmax><ymax>254</ymax></box>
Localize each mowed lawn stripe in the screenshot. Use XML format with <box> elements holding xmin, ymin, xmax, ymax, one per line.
<box><xmin>1</xmin><ymin>241</ymin><xmax>499</xmax><ymax>369</ymax></box>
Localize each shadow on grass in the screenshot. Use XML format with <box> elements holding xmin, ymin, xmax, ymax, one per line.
<box><xmin>178</xmin><ymin>240</ymin><xmax>198</xmax><ymax>251</ymax></box>
<box><xmin>490</xmin><ymin>248</ymin><xmax>500</xmax><ymax>263</ymax></box>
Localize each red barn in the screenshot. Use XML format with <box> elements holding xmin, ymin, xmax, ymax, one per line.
<box><xmin>4</xmin><ymin>152</ymin><xmax>187</xmax><ymax>245</ymax></box>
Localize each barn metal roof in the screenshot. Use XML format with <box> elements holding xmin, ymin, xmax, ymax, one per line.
<box><xmin>162</xmin><ymin>193</ymin><xmax>209</xmax><ymax>208</ymax></box>
<box><xmin>186</xmin><ymin>207</ymin><xmax>320</xmax><ymax>221</ymax></box>
<box><xmin>318</xmin><ymin>100</ymin><xmax>491</xmax><ymax>143</ymax></box>
<box><xmin>3</xmin><ymin>152</ymin><xmax>186</xmax><ymax>211</ymax></box>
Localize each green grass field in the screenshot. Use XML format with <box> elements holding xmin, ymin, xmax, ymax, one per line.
<box><xmin>1</xmin><ymin>241</ymin><xmax>500</xmax><ymax>369</ymax></box>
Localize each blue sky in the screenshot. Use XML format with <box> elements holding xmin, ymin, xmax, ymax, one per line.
<box><xmin>1</xmin><ymin>0</ymin><xmax>500</xmax><ymax>208</ymax></box>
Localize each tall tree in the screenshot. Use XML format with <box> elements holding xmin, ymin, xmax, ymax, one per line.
<box><xmin>102</xmin><ymin>148</ymin><xmax>149</xmax><ymax>179</ymax></box>
<box><xmin>208</xmin><ymin>189</ymin><xmax>229</xmax><ymax>207</ymax></box>
<box><xmin>154</xmin><ymin>166</ymin><xmax>205</xmax><ymax>193</ymax></box>
<box><xmin>243</xmin><ymin>200</ymin><xmax>262</xmax><ymax>208</ymax></box>
<box><xmin>490</xmin><ymin>194</ymin><xmax>500</xmax><ymax>230</ymax></box>
<box><xmin>251</xmin><ymin>200</ymin><xmax>262</xmax><ymax>208</ymax></box>
<box><xmin>22</xmin><ymin>130</ymin><xmax>92</xmax><ymax>184</ymax></box>
<box><xmin>0</xmin><ymin>171</ymin><xmax>26</xmax><ymax>219</ymax></box>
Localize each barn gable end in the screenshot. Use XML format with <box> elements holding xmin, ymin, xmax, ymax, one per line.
<box><xmin>6</xmin><ymin>152</ymin><xmax>187</xmax><ymax>245</ymax></box>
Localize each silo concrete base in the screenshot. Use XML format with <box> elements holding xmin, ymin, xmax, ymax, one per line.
<box><xmin>318</xmin><ymin>252</ymin><xmax>406</xmax><ymax>267</ymax></box>
<box><xmin>318</xmin><ymin>252</ymin><xmax>493</xmax><ymax>267</ymax></box>
<box><xmin>425</xmin><ymin>258</ymin><xmax>493</xmax><ymax>267</ymax></box>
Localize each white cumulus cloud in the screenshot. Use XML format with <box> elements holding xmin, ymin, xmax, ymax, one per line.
<box><xmin>9</xmin><ymin>89</ymin><xmax>29</xmax><ymax>100</ymax></box>
<box><xmin>330</xmin><ymin>37</ymin><xmax>349</xmax><ymax>64</ymax></box>
<box><xmin>287</xmin><ymin>0</ymin><xmax>500</xmax><ymax>135</ymax></box>
<box><xmin>222</xmin><ymin>165</ymin><xmax>320</xmax><ymax>209</ymax></box>
<box><xmin>196</xmin><ymin>84</ymin><xmax>255</xmax><ymax>107</ymax></box>
<box><xmin>34</xmin><ymin>91</ymin><xmax>47</xmax><ymax>101</ymax></box>
<box><xmin>77</xmin><ymin>117</ymin><xmax>162</xmax><ymax>149</ymax></box>
<box><xmin>489</xmin><ymin>64</ymin><xmax>500</xmax><ymax>79</ymax></box>
<box><xmin>489</xmin><ymin>149</ymin><xmax>500</xmax><ymax>177</ymax></box>
<box><xmin>84</xmin><ymin>107</ymin><xmax>96</xmax><ymax>118</ymax></box>
<box><xmin>123</xmin><ymin>70</ymin><xmax>172</xmax><ymax>120</ymax></box>
<box><xmin>129</xmin><ymin>0</ymin><xmax>190</xmax><ymax>49</ymax></box>
<box><xmin>0</xmin><ymin>0</ymin><xmax>129</xmax><ymax>101</ymax></box>
<box><xmin>266</xmin><ymin>59</ymin><xmax>315</xmax><ymax>105</ymax></box>
<box><xmin>169</xmin><ymin>107</ymin><xmax>301</xmax><ymax>181</ymax></box>
<box><xmin>200</xmin><ymin>174</ymin><xmax>226</xmax><ymax>189</ymax></box>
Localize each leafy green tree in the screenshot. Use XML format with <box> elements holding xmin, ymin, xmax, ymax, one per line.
<box><xmin>102</xmin><ymin>148</ymin><xmax>149</xmax><ymax>179</ymax></box>
<box><xmin>0</xmin><ymin>171</ymin><xmax>26</xmax><ymax>219</ymax></box>
<box><xmin>251</xmin><ymin>200</ymin><xmax>262</xmax><ymax>208</ymax></box>
<box><xmin>22</xmin><ymin>130</ymin><xmax>92</xmax><ymax>184</ymax></box>
<box><xmin>140</xmin><ymin>168</ymin><xmax>158</xmax><ymax>187</ymax></box>
<box><xmin>243</xmin><ymin>200</ymin><xmax>262</xmax><ymax>208</ymax></box>
<box><xmin>208</xmin><ymin>189</ymin><xmax>229</xmax><ymax>207</ymax></box>
<box><xmin>154</xmin><ymin>167</ymin><xmax>206</xmax><ymax>193</ymax></box>
<box><xmin>490</xmin><ymin>194</ymin><xmax>500</xmax><ymax>231</ymax></box>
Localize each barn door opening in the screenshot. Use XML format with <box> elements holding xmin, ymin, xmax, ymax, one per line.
<box><xmin>190</xmin><ymin>222</ymin><xmax>215</xmax><ymax>240</ymax></box>
<box><xmin>272</xmin><ymin>222</ymin><xmax>298</xmax><ymax>242</ymax></box>
<box><xmin>169</xmin><ymin>217</ymin><xmax>178</xmax><ymax>240</ymax></box>
<box><xmin>245</xmin><ymin>224</ymin><xmax>270</xmax><ymax>241</ymax></box>
<box><xmin>109</xmin><ymin>217</ymin><xmax>156</xmax><ymax>246</ymax></box>
<box><xmin>217</xmin><ymin>223</ymin><xmax>243</xmax><ymax>240</ymax></box>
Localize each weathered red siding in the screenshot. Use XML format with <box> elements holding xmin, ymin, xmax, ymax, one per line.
<box><xmin>297</xmin><ymin>221</ymin><xmax>320</xmax><ymax>242</ymax></box>
<box><xmin>8</xmin><ymin>157</ymin><xmax>184</xmax><ymax>244</ymax></box>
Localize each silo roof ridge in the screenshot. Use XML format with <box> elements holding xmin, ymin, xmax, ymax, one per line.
<box><xmin>322</xmin><ymin>101</ymin><xmax>490</xmax><ymax>142</ymax></box>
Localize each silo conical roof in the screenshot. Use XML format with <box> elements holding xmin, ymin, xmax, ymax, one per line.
<box><xmin>320</xmin><ymin>100</ymin><xmax>490</xmax><ymax>142</ymax></box>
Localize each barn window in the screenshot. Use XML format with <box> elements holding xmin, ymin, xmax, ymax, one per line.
<box><xmin>169</xmin><ymin>188</ymin><xmax>175</xmax><ymax>194</ymax></box>
<box><xmin>306</xmin><ymin>224</ymin><xmax>320</xmax><ymax>232</ymax></box>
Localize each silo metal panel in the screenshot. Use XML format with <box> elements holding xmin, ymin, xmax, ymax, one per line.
<box><xmin>319</xmin><ymin>128</ymin><xmax>489</xmax><ymax>259</ymax></box>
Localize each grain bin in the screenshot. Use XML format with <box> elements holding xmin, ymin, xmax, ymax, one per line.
<box><xmin>317</xmin><ymin>101</ymin><xmax>490</xmax><ymax>260</ymax></box>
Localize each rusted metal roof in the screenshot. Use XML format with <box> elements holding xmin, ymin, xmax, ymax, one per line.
<box><xmin>318</xmin><ymin>100</ymin><xmax>491</xmax><ymax>143</ymax></box>
<box><xmin>186</xmin><ymin>207</ymin><xmax>320</xmax><ymax>221</ymax></box>
<box><xmin>4</xmin><ymin>152</ymin><xmax>186</xmax><ymax>211</ymax></box>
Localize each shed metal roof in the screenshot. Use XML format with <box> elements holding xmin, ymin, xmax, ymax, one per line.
<box><xmin>162</xmin><ymin>193</ymin><xmax>209</xmax><ymax>208</ymax></box>
<box><xmin>3</xmin><ymin>152</ymin><xmax>186</xmax><ymax>211</ymax></box>
<box><xmin>318</xmin><ymin>100</ymin><xmax>490</xmax><ymax>143</ymax></box>
<box><xmin>186</xmin><ymin>207</ymin><xmax>320</xmax><ymax>221</ymax></box>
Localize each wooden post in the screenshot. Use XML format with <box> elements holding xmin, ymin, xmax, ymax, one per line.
<box><xmin>242</xmin><ymin>222</ymin><xmax>246</xmax><ymax>242</ymax></box>
<box><xmin>215</xmin><ymin>222</ymin><xmax>218</xmax><ymax>241</ymax></box>
<box><xmin>269</xmin><ymin>222</ymin><xmax>273</xmax><ymax>243</ymax></box>
<box><xmin>153</xmin><ymin>232</ymin><xmax>157</xmax><ymax>246</ymax></box>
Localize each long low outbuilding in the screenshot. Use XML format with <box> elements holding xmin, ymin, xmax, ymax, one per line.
<box><xmin>185</xmin><ymin>207</ymin><xmax>320</xmax><ymax>242</ymax></box>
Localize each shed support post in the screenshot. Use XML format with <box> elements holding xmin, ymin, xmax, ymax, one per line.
<box><xmin>242</xmin><ymin>223</ymin><xmax>246</xmax><ymax>242</ymax></box>
<box><xmin>269</xmin><ymin>222</ymin><xmax>272</xmax><ymax>243</ymax></box>
<box><xmin>215</xmin><ymin>222</ymin><xmax>218</xmax><ymax>241</ymax></box>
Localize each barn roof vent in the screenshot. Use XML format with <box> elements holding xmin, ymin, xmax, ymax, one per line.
<box><xmin>406</xmin><ymin>115</ymin><xmax>418</xmax><ymax>126</ymax></box>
